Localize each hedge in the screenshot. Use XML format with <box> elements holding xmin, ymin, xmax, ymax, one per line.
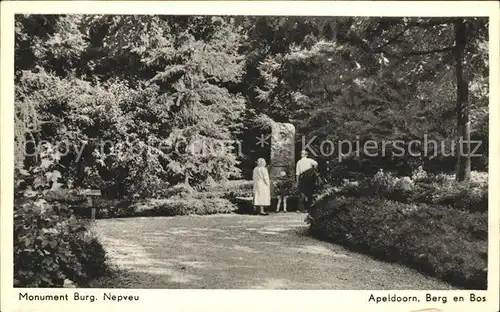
<box><xmin>44</xmin><ymin>183</ymin><xmax>241</xmax><ymax>218</ymax></box>
<box><xmin>307</xmin><ymin>196</ymin><xmax>488</xmax><ymax>289</ymax></box>
<box><xmin>128</xmin><ymin>196</ymin><xmax>237</xmax><ymax>217</ymax></box>
<box><xmin>331</xmin><ymin>170</ymin><xmax>488</xmax><ymax>213</ymax></box>
<box><xmin>14</xmin><ymin>201</ymin><xmax>108</xmax><ymax>287</ymax></box>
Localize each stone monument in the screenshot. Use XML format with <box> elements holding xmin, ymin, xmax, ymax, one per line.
<box><xmin>269</xmin><ymin>122</ymin><xmax>295</xmax><ymax>195</ymax></box>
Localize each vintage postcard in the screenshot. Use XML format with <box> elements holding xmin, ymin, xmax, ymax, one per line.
<box><xmin>1</xmin><ymin>1</ymin><xmax>499</xmax><ymax>312</ymax></box>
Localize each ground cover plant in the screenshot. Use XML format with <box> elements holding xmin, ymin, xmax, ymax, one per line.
<box><xmin>308</xmin><ymin>168</ymin><xmax>488</xmax><ymax>289</ymax></box>
<box><xmin>14</xmin><ymin>199</ymin><xmax>108</xmax><ymax>287</ymax></box>
<box><xmin>324</xmin><ymin>168</ymin><xmax>488</xmax><ymax>213</ymax></box>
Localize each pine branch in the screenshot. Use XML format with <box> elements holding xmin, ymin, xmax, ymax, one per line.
<box><xmin>345</xmin><ymin>29</ymin><xmax>455</xmax><ymax>59</ymax></box>
<box><xmin>407</xmin><ymin>18</ymin><xmax>459</xmax><ymax>28</ymax></box>
<box><xmin>343</xmin><ymin>19</ymin><xmax>457</xmax><ymax>59</ymax></box>
<box><xmin>406</xmin><ymin>46</ymin><xmax>456</xmax><ymax>56</ymax></box>
<box><xmin>374</xmin><ymin>28</ymin><xmax>409</xmax><ymax>50</ymax></box>
<box><xmin>380</xmin><ymin>46</ymin><xmax>456</xmax><ymax>57</ymax></box>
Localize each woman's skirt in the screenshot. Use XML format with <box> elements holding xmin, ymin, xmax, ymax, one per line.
<box><xmin>253</xmin><ymin>181</ymin><xmax>271</xmax><ymax>206</ymax></box>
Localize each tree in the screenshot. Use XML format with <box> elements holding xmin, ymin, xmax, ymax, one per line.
<box><xmin>14</xmin><ymin>15</ymin><xmax>488</xmax><ymax>191</ymax></box>
<box><xmin>15</xmin><ymin>15</ymin><xmax>247</xmax><ymax>197</ymax></box>
<box><xmin>353</xmin><ymin>17</ymin><xmax>487</xmax><ymax>181</ymax></box>
<box><xmin>454</xmin><ymin>20</ymin><xmax>471</xmax><ymax>182</ymax></box>
<box><xmin>247</xmin><ymin>17</ymin><xmax>488</xmax><ymax>179</ymax></box>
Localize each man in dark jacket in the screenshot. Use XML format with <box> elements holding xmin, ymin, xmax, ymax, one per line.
<box><xmin>296</xmin><ymin>150</ymin><xmax>319</xmax><ymax>212</ymax></box>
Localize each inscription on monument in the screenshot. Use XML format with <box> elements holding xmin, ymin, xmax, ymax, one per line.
<box><xmin>269</xmin><ymin>122</ymin><xmax>295</xmax><ymax>194</ymax></box>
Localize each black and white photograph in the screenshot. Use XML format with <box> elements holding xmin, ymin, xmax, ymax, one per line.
<box><xmin>1</xmin><ymin>1</ymin><xmax>499</xmax><ymax>311</ymax></box>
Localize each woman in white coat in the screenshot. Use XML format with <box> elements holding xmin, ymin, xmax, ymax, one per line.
<box><xmin>252</xmin><ymin>158</ymin><xmax>270</xmax><ymax>215</ymax></box>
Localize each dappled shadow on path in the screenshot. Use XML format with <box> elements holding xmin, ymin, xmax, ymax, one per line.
<box><xmin>89</xmin><ymin>213</ymin><xmax>453</xmax><ymax>289</ymax></box>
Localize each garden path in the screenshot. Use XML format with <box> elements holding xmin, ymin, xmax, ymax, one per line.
<box><xmin>90</xmin><ymin>213</ymin><xmax>453</xmax><ymax>289</ymax></box>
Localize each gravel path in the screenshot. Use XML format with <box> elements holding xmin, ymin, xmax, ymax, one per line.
<box><xmin>89</xmin><ymin>213</ymin><xmax>453</xmax><ymax>289</ymax></box>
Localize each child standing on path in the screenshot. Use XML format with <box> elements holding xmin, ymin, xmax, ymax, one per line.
<box><xmin>273</xmin><ymin>171</ymin><xmax>295</xmax><ymax>213</ymax></box>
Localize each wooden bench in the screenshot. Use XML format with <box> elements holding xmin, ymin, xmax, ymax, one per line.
<box><xmin>76</xmin><ymin>189</ymin><xmax>102</xmax><ymax>221</ymax></box>
<box><xmin>234</xmin><ymin>195</ymin><xmax>301</xmax><ymax>213</ymax></box>
<box><xmin>235</xmin><ymin>196</ymin><xmax>253</xmax><ymax>203</ymax></box>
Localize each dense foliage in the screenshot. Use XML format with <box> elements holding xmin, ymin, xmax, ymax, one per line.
<box><xmin>242</xmin><ymin>17</ymin><xmax>488</xmax><ymax>178</ymax></box>
<box><xmin>15</xmin><ymin>15</ymin><xmax>489</xmax><ymax>195</ymax></box>
<box><xmin>309</xmin><ymin>166</ymin><xmax>488</xmax><ymax>289</ymax></box>
<box><xmin>308</xmin><ymin>196</ymin><xmax>487</xmax><ymax>289</ymax></box>
<box><xmin>16</xmin><ymin>15</ymin><xmax>246</xmax><ymax>198</ymax></box>
<box><xmin>14</xmin><ymin>200</ymin><xmax>107</xmax><ymax>287</ymax></box>
<box><xmin>321</xmin><ymin>168</ymin><xmax>488</xmax><ymax>212</ymax></box>
<box><xmin>14</xmin><ymin>127</ymin><xmax>108</xmax><ymax>287</ymax></box>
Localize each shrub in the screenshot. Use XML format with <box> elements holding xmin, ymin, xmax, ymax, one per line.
<box><xmin>411</xmin><ymin>166</ymin><xmax>430</xmax><ymax>183</ymax></box>
<box><xmin>394</xmin><ymin>176</ymin><xmax>415</xmax><ymax>192</ymax></box>
<box><xmin>314</xmin><ymin>184</ymin><xmax>338</xmax><ymax>203</ymax></box>
<box><xmin>162</xmin><ymin>183</ymin><xmax>196</xmax><ymax>198</ymax></box>
<box><xmin>372</xmin><ymin>169</ymin><xmax>396</xmax><ymax>190</ymax></box>
<box><xmin>14</xmin><ymin>201</ymin><xmax>108</xmax><ymax>287</ymax></box>
<box><xmin>337</xmin><ymin>179</ymin><xmax>363</xmax><ymax>195</ymax></box>
<box><xmin>40</xmin><ymin>188</ymin><xmax>130</xmax><ymax>219</ymax></box>
<box><xmin>469</xmin><ymin>171</ymin><xmax>488</xmax><ymax>188</ymax></box>
<box><xmin>16</xmin><ymin>19</ymin><xmax>246</xmax><ymax>197</ymax></box>
<box><xmin>308</xmin><ymin>196</ymin><xmax>488</xmax><ymax>289</ymax></box>
<box><xmin>73</xmin><ymin>182</ymin><xmax>245</xmax><ymax>218</ymax></box>
<box><xmin>424</xmin><ymin>178</ymin><xmax>488</xmax><ymax>213</ymax></box>
<box><xmin>129</xmin><ymin>196</ymin><xmax>237</xmax><ymax>217</ymax></box>
<box><xmin>433</xmin><ymin>171</ymin><xmax>488</xmax><ymax>188</ymax></box>
<box><xmin>333</xmin><ymin>169</ymin><xmax>488</xmax><ymax>212</ymax></box>
<box><xmin>204</xmin><ymin>180</ymin><xmax>254</xmax><ymax>201</ymax></box>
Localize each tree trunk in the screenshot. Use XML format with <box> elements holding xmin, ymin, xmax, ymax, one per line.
<box><xmin>454</xmin><ymin>20</ymin><xmax>471</xmax><ymax>182</ymax></box>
